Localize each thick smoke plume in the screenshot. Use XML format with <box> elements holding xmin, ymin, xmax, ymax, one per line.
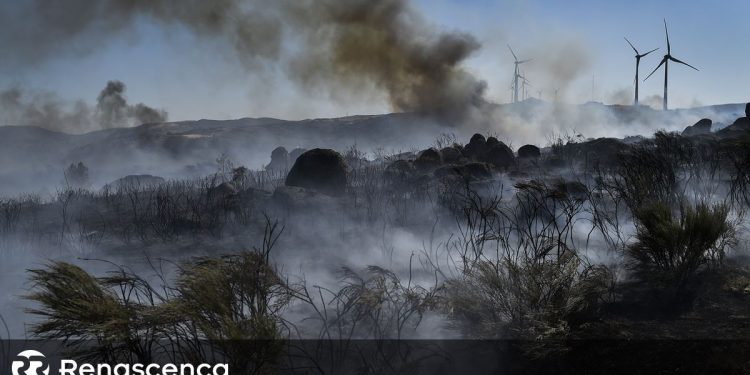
<box><xmin>0</xmin><ymin>0</ymin><xmax>487</xmax><ymax>122</ymax></box>
<box><xmin>96</xmin><ymin>80</ymin><xmax>167</xmax><ymax>128</ymax></box>
<box><xmin>0</xmin><ymin>81</ymin><xmax>167</xmax><ymax>133</ymax></box>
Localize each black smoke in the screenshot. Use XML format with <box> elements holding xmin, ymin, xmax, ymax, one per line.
<box><xmin>96</xmin><ymin>80</ymin><xmax>167</xmax><ymax>128</ymax></box>
<box><xmin>0</xmin><ymin>81</ymin><xmax>167</xmax><ymax>133</ymax></box>
<box><xmin>0</xmin><ymin>0</ymin><xmax>488</xmax><ymax>123</ymax></box>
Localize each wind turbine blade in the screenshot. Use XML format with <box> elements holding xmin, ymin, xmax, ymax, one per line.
<box><xmin>669</xmin><ymin>56</ymin><xmax>699</xmax><ymax>71</ymax></box>
<box><xmin>644</xmin><ymin>57</ymin><xmax>666</xmax><ymax>81</ymax></box>
<box><xmin>664</xmin><ymin>19</ymin><xmax>670</xmax><ymax>54</ymax></box>
<box><xmin>641</xmin><ymin>48</ymin><xmax>659</xmax><ymax>57</ymax></box>
<box><xmin>518</xmin><ymin>59</ymin><xmax>532</xmax><ymax>64</ymax></box>
<box><xmin>507</xmin><ymin>44</ymin><xmax>518</xmax><ymax>61</ymax></box>
<box><xmin>624</xmin><ymin>37</ymin><xmax>638</xmax><ymax>54</ymax></box>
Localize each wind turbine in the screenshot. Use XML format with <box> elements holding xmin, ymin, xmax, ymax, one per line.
<box><xmin>520</xmin><ymin>75</ymin><xmax>531</xmax><ymax>101</ymax></box>
<box><xmin>508</xmin><ymin>44</ymin><xmax>531</xmax><ymax>103</ymax></box>
<box><xmin>624</xmin><ymin>37</ymin><xmax>658</xmax><ymax>105</ymax></box>
<box><xmin>644</xmin><ymin>19</ymin><xmax>698</xmax><ymax>110</ymax></box>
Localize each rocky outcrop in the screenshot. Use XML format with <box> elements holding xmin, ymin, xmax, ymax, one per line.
<box><xmin>717</xmin><ymin>104</ymin><xmax>750</xmax><ymax>139</ymax></box>
<box><xmin>285</xmin><ymin>148</ymin><xmax>349</xmax><ymax>196</ymax></box>
<box><xmin>682</xmin><ymin>118</ymin><xmax>712</xmax><ymax>137</ymax></box>
<box><xmin>480</xmin><ymin>140</ymin><xmax>515</xmax><ymax>169</ymax></box>
<box><xmin>517</xmin><ymin>144</ymin><xmax>541</xmax><ymax>159</ymax></box>
<box><xmin>265</xmin><ymin>146</ymin><xmax>289</xmax><ymax>172</ymax></box>
<box><xmin>414</xmin><ymin>148</ymin><xmax>443</xmax><ymax>171</ymax></box>
<box><xmin>440</xmin><ymin>146</ymin><xmax>463</xmax><ymax>164</ymax></box>
<box><xmin>463</xmin><ymin>134</ymin><xmax>488</xmax><ymax>159</ymax></box>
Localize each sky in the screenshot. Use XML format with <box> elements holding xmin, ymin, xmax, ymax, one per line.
<box><xmin>1</xmin><ymin>0</ymin><xmax>748</xmax><ymax>123</ymax></box>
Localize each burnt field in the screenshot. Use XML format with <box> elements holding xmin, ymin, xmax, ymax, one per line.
<box><xmin>3</xmin><ymin>107</ymin><xmax>750</xmax><ymax>372</ymax></box>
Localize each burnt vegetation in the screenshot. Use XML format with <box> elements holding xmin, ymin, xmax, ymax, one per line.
<box><xmin>4</xmin><ymin>120</ymin><xmax>750</xmax><ymax>372</ymax></box>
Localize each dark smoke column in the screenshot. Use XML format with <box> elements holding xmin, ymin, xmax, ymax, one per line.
<box><xmin>1</xmin><ymin>0</ymin><xmax>489</xmax><ymax>125</ymax></box>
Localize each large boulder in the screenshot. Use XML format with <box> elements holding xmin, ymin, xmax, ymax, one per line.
<box><xmin>517</xmin><ymin>144</ymin><xmax>541</xmax><ymax>159</ymax></box>
<box><xmin>463</xmin><ymin>133</ymin><xmax>487</xmax><ymax>158</ymax></box>
<box><xmin>414</xmin><ymin>148</ymin><xmax>443</xmax><ymax>171</ymax></box>
<box><xmin>285</xmin><ymin>148</ymin><xmax>349</xmax><ymax>196</ymax></box>
<box><xmin>480</xmin><ymin>141</ymin><xmax>515</xmax><ymax>169</ymax></box>
<box><xmin>440</xmin><ymin>146</ymin><xmax>463</xmax><ymax>164</ymax></box>
<box><xmin>265</xmin><ymin>146</ymin><xmax>289</xmax><ymax>172</ymax></box>
<box><xmin>385</xmin><ymin>159</ymin><xmax>416</xmax><ymax>180</ymax></box>
<box><xmin>564</xmin><ymin>137</ymin><xmax>628</xmax><ymax>167</ymax></box>
<box><xmin>486</xmin><ymin>136</ymin><xmax>501</xmax><ymax>148</ymax></box>
<box><xmin>717</xmin><ymin>104</ymin><xmax>750</xmax><ymax>139</ymax></box>
<box><xmin>682</xmin><ymin>118</ymin><xmax>712</xmax><ymax>137</ymax></box>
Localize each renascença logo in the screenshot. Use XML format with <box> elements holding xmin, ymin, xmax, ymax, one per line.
<box><xmin>12</xmin><ymin>350</ymin><xmax>50</xmax><ymax>375</ymax></box>
<box><xmin>10</xmin><ymin>350</ymin><xmax>228</xmax><ymax>375</ymax></box>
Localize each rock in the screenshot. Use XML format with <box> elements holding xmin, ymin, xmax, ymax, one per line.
<box><xmin>289</xmin><ymin>148</ymin><xmax>307</xmax><ymax>163</ymax></box>
<box><xmin>463</xmin><ymin>133</ymin><xmax>487</xmax><ymax>158</ymax></box>
<box><xmin>717</xmin><ymin>118</ymin><xmax>750</xmax><ymax>139</ymax></box>
<box><xmin>285</xmin><ymin>148</ymin><xmax>349</xmax><ymax>196</ymax></box>
<box><xmin>265</xmin><ymin>146</ymin><xmax>289</xmax><ymax>172</ymax></box>
<box><xmin>569</xmin><ymin>138</ymin><xmax>628</xmax><ymax>167</ymax></box>
<box><xmin>716</xmin><ymin>106</ymin><xmax>750</xmax><ymax>139</ymax></box>
<box><xmin>470</xmin><ymin>133</ymin><xmax>486</xmax><ymax>144</ymax></box>
<box><xmin>682</xmin><ymin>118</ymin><xmax>712</xmax><ymax>137</ymax></box>
<box><xmin>434</xmin><ymin>162</ymin><xmax>492</xmax><ymax>181</ymax></box>
<box><xmin>385</xmin><ymin>160</ymin><xmax>416</xmax><ymax>180</ymax></box>
<box><xmin>486</xmin><ymin>136</ymin><xmax>501</xmax><ymax>148</ymax></box>
<box><xmin>440</xmin><ymin>146</ymin><xmax>463</xmax><ymax>163</ymax></box>
<box><xmin>210</xmin><ymin>181</ymin><xmax>238</xmax><ymax>198</ymax></box>
<box><xmin>480</xmin><ymin>141</ymin><xmax>515</xmax><ymax>169</ymax></box>
<box><xmin>414</xmin><ymin>148</ymin><xmax>443</xmax><ymax>171</ymax></box>
<box><xmin>517</xmin><ymin>144</ymin><xmax>541</xmax><ymax>159</ymax></box>
<box><xmin>107</xmin><ymin>174</ymin><xmax>165</xmax><ymax>189</ymax></box>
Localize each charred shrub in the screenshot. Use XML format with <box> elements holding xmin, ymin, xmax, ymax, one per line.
<box><xmin>614</xmin><ymin>141</ymin><xmax>679</xmax><ymax>211</ymax></box>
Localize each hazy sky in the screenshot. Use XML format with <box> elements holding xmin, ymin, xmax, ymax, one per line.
<box><xmin>1</xmin><ymin>0</ymin><xmax>747</xmax><ymax>122</ymax></box>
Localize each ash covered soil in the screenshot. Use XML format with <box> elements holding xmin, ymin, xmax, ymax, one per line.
<box><xmin>3</xmin><ymin>102</ymin><xmax>750</xmax><ymax>372</ymax></box>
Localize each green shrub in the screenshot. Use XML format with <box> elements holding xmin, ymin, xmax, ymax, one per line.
<box><xmin>26</xmin><ymin>262</ymin><xmax>152</xmax><ymax>362</ymax></box>
<box><xmin>629</xmin><ymin>201</ymin><xmax>733</xmax><ymax>289</ymax></box>
<box><xmin>447</xmin><ymin>253</ymin><xmax>613</xmax><ymax>346</ymax></box>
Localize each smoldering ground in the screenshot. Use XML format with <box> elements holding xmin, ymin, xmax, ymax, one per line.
<box><xmin>3</xmin><ymin>122</ymin><xmax>749</xmax><ymax>342</ymax></box>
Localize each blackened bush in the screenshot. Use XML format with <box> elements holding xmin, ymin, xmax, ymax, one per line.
<box><xmin>615</xmin><ymin>143</ymin><xmax>678</xmax><ymax>211</ymax></box>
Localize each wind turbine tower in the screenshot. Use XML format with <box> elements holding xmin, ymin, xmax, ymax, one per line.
<box><xmin>508</xmin><ymin>44</ymin><xmax>531</xmax><ymax>103</ymax></box>
<box><xmin>645</xmin><ymin>19</ymin><xmax>698</xmax><ymax>110</ymax></box>
<box><xmin>624</xmin><ymin>37</ymin><xmax>658</xmax><ymax>105</ymax></box>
